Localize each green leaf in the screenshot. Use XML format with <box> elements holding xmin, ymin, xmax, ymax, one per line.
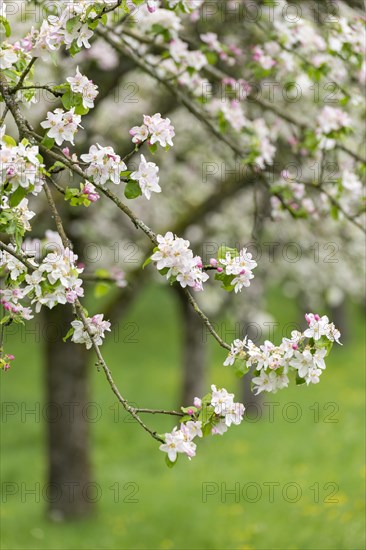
<box><xmin>205</xmin><ymin>51</ymin><xmax>218</xmax><ymax>65</ymax></box>
<box><xmin>9</xmin><ymin>186</ymin><xmax>28</xmax><ymax>208</ymax></box>
<box><xmin>74</xmin><ymin>103</ymin><xmax>89</xmax><ymax>116</ymax></box>
<box><xmin>41</xmin><ymin>135</ymin><xmax>55</xmax><ymax>149</ymax></box>
<box><xmin>217</xmin><ymin>245</ymin><xmax>238</xmax><ymax>261</ymax></box>
<box><xmin>165</xmin><ymin>454</ymin><xmax>178</xmax><ymax>468</ymax></box>
<box><xmin>148</xmin><ymin>143</ymin><xmax>158</xmax><ymax>155</ymax></box>
<box><xmin>2</xmin><ymin>134</ymin><xmax>17</xmax><ymax>147</ymax></box>
<box><xmin>94</xmin><ymin>283</ymin><xmax>111</xmax><ymax>298</ymax></box>
<box><xmin>0</xmin><ymin>16</ymin><xmax>11</xmax><ymax>37</ymax></box>
<box><xmin>95</xmin><ymin>268</ymin><xmax>110</xmax><ymax>279</ymax></box>
<box><xmin>124</xmin><ymin>179</ymin><xmax>142</xmax><ymax>200</ymax></box>
<box><xmin>202</xmin><ymin>422</ymin><xmax>213</xmax><ymax>437</ymax></box>
<box><xmin>296</xmin><ymin>375</ymin><xmax>306</xmax><ymax>386</ymax></box>
<box><xmin>49</xmin><ymin>161</ymin><xmax>66</xmax><ymax>173</ymax></box>
<box><xmin>61</xmin><ymin>90</ymin><xmax>74</xmax><ymax>110</ymax></box>
<box><xmin>234</xmin><ymin>359</ymin><xmax>249</xmax><ymax>378</ymax></box>
<box><xmin>214</xmin><ymin>271</ymin><xmax>235</xmax><ymax>292</ymax></box>
<box><xmin>330</xmin><ymin>204</ymin><xmax>339</xmax><ymax>220</ymax></box>
<box><xmin>69</xmin><ymin>41</ymin><xmax>81</xmax><ymax>57</ymax></box>
<box><xmin>315</xmin><ymin>336</ymin><xmax>334</xmax><ymax>357</ymax></box>
<box><xmin>52</xmin><ymin>84</ymin><xmax>69</xmax><ymax>93</ymax></box>
<box><xmin>66</xmin><ymin>16</ymin><xmax>80</xmax><ymax>34</ymax></box>
<box><xmin>63</xmin><ymin>327</ymin><xmax>74</xmax><ymax>342</ymax></box>
<box><xmin>142</xmin><ymin>256</ymin><xmax>152</xmax><ymax>270</ymax></box>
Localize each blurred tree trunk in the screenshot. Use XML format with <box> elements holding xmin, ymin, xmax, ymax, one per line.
<box><xmin>175</xmin><ymin>286</ymin><xmax>206</xmax><ymax>405</ymax></box>
<box><xmin>44</xmin><ymin>304</ymin><xmax>93</xmax><ymax>521</ymax></box>
<box><xmin>329</xmin><ymin>300</ymin><xmax>348</xmax><ymax>344</ymax></box>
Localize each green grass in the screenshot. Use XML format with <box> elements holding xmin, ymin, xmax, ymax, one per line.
<box><xmin>1</xmin><ymin>285</ymin><xmax>365</xmax><ymax>550</ymax></box>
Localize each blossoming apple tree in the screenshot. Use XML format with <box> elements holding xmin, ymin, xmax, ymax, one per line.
<box><xmin>0</xmin><ymin>0</ymin><xmax>364</xmax><ymax>470</ymax></box>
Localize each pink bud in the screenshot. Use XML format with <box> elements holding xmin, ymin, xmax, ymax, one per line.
<box><xmin>4</xmin><ymin>363</ymin><xmax>10</xmax><ymax>371</ymax></box>
<box><xmin>193</xmin><ymin>397</ymin><xmax>202</xmax><ymax>408</ymax></box>
<box><xmin>88</xmin><ymin>193</ymin><xmax>100</xmax><ymax>203</ymax></box>
<box><xmin>305</xmin><ymin>314</ymin><xmax>311</xmax><ymax>324</ymax></box>
<box><xmin>3</xmin><ymin>302</ymin><xmax>11</xmax><ymax>311</ymax></box>
<box><xmin>187</xmin><ymin>408</ymin><xmax>194</xmax><ymax>416</ymax></box>
<box><xmin>240</xmin><ymin>269</ymin><xmax>246</xmax><ymax>275</ymax></box>
<box><xmin>7</xmin><ymin>355</ymin><xmax>15</xmax><ymax>361</ymax></box>
<box><xmin>314</xmin><ymin>314</ymin><xmax>320</xmax><ymax>321</ymax></box>
<box><xmin>292</xmin><ymin>344</ymin><xmax>298</xmax><ymax>350</ymax></box>
<box><xmin>62</xmin><ymin>147</ymin><xmax>70</xmax><ymax>157</ymax></box>
<box><xmin>217</xmin><ymin>267</ymin><xmax>223</xmax><ymax>273</ymax></box>
<box><xmin>210</xmin><ymin>258</ymin><xmax>218</xmax><ymax>267</ymax></box>
<box><xmin>196</xmin><ymin>262</ymin><xmax>203</xmax><ymax>269</ymax></box>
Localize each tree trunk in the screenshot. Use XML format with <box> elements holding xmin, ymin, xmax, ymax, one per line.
<box><xmin>329</xmin><ymin>299</ymin><xmax>348</xmax><ymax>344</ymax></box>
<box><xmin>43</xmin><ymin>304</ymin><xmax>93</xmax><ymax>521</ymax></box>
<box><xmin>175</xmin><ymin>287</ymin><xmax>207</xmax><ymax>406</ymax></box>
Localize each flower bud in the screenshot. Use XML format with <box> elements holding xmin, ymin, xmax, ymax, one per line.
<box><xmin>193</xmin><ymin>397</ymin><xmax>202</xmax><ymax>408</ymax></box>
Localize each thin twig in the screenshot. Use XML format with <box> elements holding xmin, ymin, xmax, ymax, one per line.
<box><xmin>0</xmin><ymin>241</ymin><xmax>36</xmax><ymax>271</ymax></box>
<box><xmin>133</xmin><ymin>408</ymin><xmax>184</xmax><ymax>417</ymax></box>
<box><xmin>11</xmin><ymin>57</ymin><xmax>37</xmax><ymax>94</ymax></box>
<box><xmin>183</xmin><ymin>288</ymin><xmax>231</xmax><ymax>351</ymax></box>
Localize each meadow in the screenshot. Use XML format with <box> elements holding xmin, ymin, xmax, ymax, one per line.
<box><xmin>1</xmin><ymin>285</ymin><xmax>365</xmax><ymax>550</ymax></box>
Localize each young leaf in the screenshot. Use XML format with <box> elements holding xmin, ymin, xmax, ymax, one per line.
<box><xmin>165</xmin><ymin>454</ymin><xmax>178</xmax><ymax>468</ymax></box>
<box><xmin>9</xmin><ymin>186</ymin><xmax>28</xmax><ymax>208</ymax></box>
<box><xmin>0</xmin><ymin>16</ymin><xmax>11</xmax><ymax>37</ymax></box>
<box><xmin>63</xmin><ymin>327</ymin><xmax>74</xmax><ymax>342</ymax></box>
<box><xmin>41</xmin><ymin>135</ymin><xmax>55</xmax><ymax>149</ymax></box>
<box><xmin>124</xmin><ymin>179</ymin><xmax>142</xmax><ymax>200</ymax></box>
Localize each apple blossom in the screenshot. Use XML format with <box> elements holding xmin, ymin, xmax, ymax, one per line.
<box><xmin>160</xmin><ymin>386</ymin><xmax>244</xmax><ymax>462</ymax></box>
<box><xmin>151</xmin><ymin>232</ymin><xmax>209</xmax><ymax>291</ymax></box>
<box><xmin>224</xmin><ymin>314</ymin><xmax>342</xmax><ymax>392</ymax></box>
<box><xmin>71</xmin><ymin>314</ymin><xmax>111</xmax><ymax>350</ymax></box>
<box><xmin>130</xmin><ymin>155</ymin><xmax>161</xmax><ymax>200</ymax></box>
<box><xmin>40</xmin><ymin>108</ymin><xmax>82</xmax><ymax>146</ymax></box>
<box><xmin>130</xmin><ymin>114</ymin><xmax>175</xmax><ymax>148</ymax></box>
<box><xmin>67</xmin><ymin>67</ymin><xmax>99</xmax><ymax>109</ymax></box>
<box><xmin>80</xmin><ymin>144</ymin><xmax>127</xmax><ymax>185</ymax></box>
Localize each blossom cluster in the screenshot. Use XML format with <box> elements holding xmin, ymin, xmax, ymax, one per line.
<box><xmin>24</xmin><ymin>247</ymin><xmax>84</xmax><ymax>312</ymax></box>
<box><xmin>316</xmin><ymin>107</ymin><xmax>351</xmax><ymax>150</ymax></box>
<box><xmin>144</xmin><ymin>0</ymin><xmax>204</xmax><ymax>17</ymax></box>
<box><xmin>219</xmin><ymin>248</ymin><xmax>257</xmax><ymax>293</ymax></box>
<box><xmin>1</xmin><ymin>127</ymin><xmax>45</xmax><ymax>195</ymax></box>
<box><xmin>151</xmin><ymin>232</ymin><xmax>209</xmax><ymax>291</ymax></box>
<box><xmin>223</xmin><ymin>314</ymin><xmax>341</xmax><ymax>392</ymax></box>
<box><xmin>80</xmin><ymin>144</ymin><xmax>127</xmax><ymax>185</ymax></box>
<box><xmin>0</xmin><ymin>42</ymin><xmax>20</xmax><ymax>70</ymax></box>
<box><xmin>40</xmin><ymin>108</ymin><xmax>82</xmax><ymax>146</ymax></box>
<box><xmin>159</xmin><ymin>385</ymin><xmax>245</xmax><ymax>463</ymax></box>
<box><xmin>0</xmin><ymin>285</ymin><xmax>34</xmax><ymax>322</ymax></box>
<box><xmin>130</xmin><ymin>154</ymin><xmax>161</xmax><ymax>200</ymax></box>
<box><xmin>0</xmin><ymin>247</ymin><xmax>29</xmax><ymax>282</ymax></box>
<box><xmin>169</xmin><ymin>38</ymin><xmax>207</xmax><ymax>71</ymax></box>
<box><xmin>20</xmin><ymin>1</ymin><xmax>120</xmax><ymax>59</ymax></box>
<box><xmin>0</xmin><ymin>197</ymin><xmax>35</xmax><ymax>237</ymax></box>
<box><xmin>130</xmin><ymin>113</ymin><xmax>175</xmax><ymax>148</ymax></box>
<box><xmin>71</xmin><ymin>314</ymin><xmax>111</xmax><ymax>349</ymax></box>
<box><xmin>66</xmin><ymin>67</ymin><xmax>99</xmax><ymax>109</ymax></box>
<box><xmin>0</xmin><ymin>353</ymin><xmax>15</xmax><ymax>372</ymax></box>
